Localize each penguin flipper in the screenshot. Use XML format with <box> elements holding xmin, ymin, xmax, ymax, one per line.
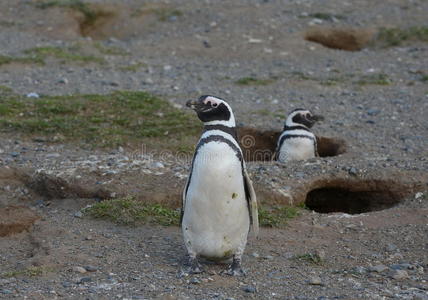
<box><xmin>243</xmin><ymin>164</ymin><xmax>259</xmax><ymax>238</ymax></box>
<box><xmin>181</xmin><ymin>175</ymin><xmax>191</xmax><ymax>226</ymax></box>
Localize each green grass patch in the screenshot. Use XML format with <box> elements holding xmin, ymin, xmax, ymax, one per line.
<box><xmin>94</xmin><ymin>42</ymin><xmax>129</xmax><ymax>56</ymax></box>
<box><xmin>119</xmin><ymin>62</ymin><xmax>147</xmax><ymax>72</ymax></box>
<box><xmin>356</xmin><ymin>73</ymin><xmax>391</xmax><ymax>85</ymax></box>
<box><xmin>0</xmin><ymin>55</ymin><xmax>44</xmax><ymax>66</ymax></box>
<box><xmin>259</xmin><ymin>205</ymin><xmax>301</xmax><ymax>228</ymax></box>
<box><xmin>292</xmin><ymin>252</ymin><xmax>324</xmax><ymax>265</ymax></box>
<box><xmin>24</xmin><ymin>46</ymin><xmax>105</xmax><ymax>64</ymax></box>
<box><xmin>1</xmin><ymin>266</ymin><xmax>54</xmax><ymax>278</ymax></box>
<box><xmin>235</xmin><ymin>77</ymin><xmax>276</xmax><ymax>86</ymax></box>
<box><xmin>85</xmin><ymin>197</ymin><xmax>180</xmax><ymax>226</ymax></box>
<box><xmin>0</xmin><ymin>90</ymin><xmax>200</xmax><ymax>150</ymax></box>
<box><xmin>375</xmin><ymin>26</ymin><xmax>428</xmax><ymax>47</ymax></box>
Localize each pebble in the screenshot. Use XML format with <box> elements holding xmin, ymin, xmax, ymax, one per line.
<box><xmin>74</xmin><ymin>211</ymin><xmax>83</xmax><ymax>218</ymax></box>
<box><xmin>308</xmin><ymin>276</ymin><xmax>323</xmax><ymax>285</ymax></box>
<box><xmin>369</xmin><ymin>265</ymin><xmax>388</xmax><ymax>273</ymax></box>
<box><xmin>85</xmin><ymin>265</ymin><xmax>98</xmax><ymax>272</ymax></box>
<box><xmin>78</xmin><ymin>277</ymin><xmax>92</xmax><ymax>284</ymax></box>
<box><xmin>367</xmin><ymin>108</ymin><xmax>381</xmax><ymax>116</ymax></box>
<box><xmin>10</xmin><ymin>151</ymin><xmax>19</xmax><ymax>157</ymax></box>
<box><xmin>189</xmin><ymin>277</ymin><xmax>201</xmax><ymax>284</ymax></box>
<box><xmin>26</xmin><ymin>92</ymin><xmax>40</xmax><ymax>98</ymax></box>
<box><xmin>72</xmin><ymin>266</ymin><xmax>87</xmax><ymax>274</ymax></box>
<box><xmin>391</xmin><ymin>269</ymin><xmax>409</xmax><ymax>280</ymax></box>
<box><xmin>57</xmin><ymin>78</ymin><xmax>68</xmax><ymax>84</ymax></box>
<box><xmin>0</xmin><ymin>289</ymin><xmax>13</xmax><ymax>295</ymax></box>
<box><xmin>353</xmin><ymin>266</ymin><xmax>366</xmax><ymax>274</ymax></box>
<box><xmin>385</xmin><ymin>244</ymin><xmax>398</xmax><ymax>252</ymax></box>
<box><xmin>243</xmin><ymin>286</ymin><xmax>256</xmax><ymax>293</ymax></box>
<box><xmin>348</xmin><ymin>167</ymin><xmax>358</xmax><ymax>176</ymax></box>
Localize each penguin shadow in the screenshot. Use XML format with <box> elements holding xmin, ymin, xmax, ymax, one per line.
<box><xmin>236</xmin><ymin>126</ymin><xmax>347</xmax><ymax>162</ymax></box>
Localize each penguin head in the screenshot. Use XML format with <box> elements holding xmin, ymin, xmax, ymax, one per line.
<box><xmin>186</xmin><ymin>95</ymin><xmax>236</xmax><ymax>127</ymax></box>
<box><xmin>285</xmin><ymin>108</ymin><xmax>324</xmax><ymax>128</ymax></box>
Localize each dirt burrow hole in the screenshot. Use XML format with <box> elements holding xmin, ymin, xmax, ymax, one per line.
<box><xmin>237</xmin><ymin>127</ymin><xmax>347</xmax><ymax>162</ymax></box>
<box><xmin>304</xmin><ymin>179</ymin><xmax>410</xmax><ymax>214</ymax></box>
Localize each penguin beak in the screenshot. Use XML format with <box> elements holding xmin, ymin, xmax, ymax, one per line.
<box><xmin>311</xmin><ymin>115</ymin><xmax>324</xmax><ymax>122</ymax></box>
<box><xmin>186</xmin><ymin>99</ymin><xmax>199</xmax><ymax>110</ymax></box>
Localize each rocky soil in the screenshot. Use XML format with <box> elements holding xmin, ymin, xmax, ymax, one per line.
<box><xmin>0</xmin><ymin>0</ymin><xmax>427</xmax><ymax>299</ymax></box>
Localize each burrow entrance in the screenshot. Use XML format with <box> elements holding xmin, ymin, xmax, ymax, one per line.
<box><xmin>236</xmin><ymin>127</ymin><xmax>346</xmax><ymax>162</ymax></box>
<box><xmin>304</xmin><ymin>179</ymin><xmax>409</xmax><ymax>214</ymax></box>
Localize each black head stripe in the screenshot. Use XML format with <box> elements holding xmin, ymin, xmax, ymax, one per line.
<box><xmin>197</xmin><ymin>102</ymin><xmax>231</xmax><ymax>122</ymax></box>
<box><xmin>283</xmin><ymin>125</ymin><xmax>310</xmax><ymax>132</ymax></box>
<box><xmin>203</xmin><ymin>125</ymin><xmax>237</xmax><ymax>140</ymax></box>
<box><xmin>292</xmin><ymin>114</ymin><xmax>314</xmax><ymax>128</ymax></box>
<box><xmin>277</xmin><ymin>134</ymin><xmax>316</xmax><ymax>153</ymax></box>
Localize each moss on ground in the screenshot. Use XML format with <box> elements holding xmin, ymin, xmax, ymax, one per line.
<box><xmin>258</xmin><ymin>205</ymin><xmax>301</xmax><ymax>228</ymax></box>
<box><xmin>24</xmin><ymin>46</ymin><xmax>105</xmax><ymax>64</ymax></box>
<box><xmin>375</xmin><ymin>26</ymin><xmax>428</xmax><ymax>47</ymax></box>
<box><xmin>0</xmin><ymin>90</ymin><xmax>200</xmax><ymax>151</ymax></box>
<box><xmin>1</xmin><ymin>266</ymin><xmax>54</xmax><ymax>278</ymax></box>
<box><xmin>85</xmin><ymin>197</ymin><xmax>180</xmax><ymax>226</ymax></box>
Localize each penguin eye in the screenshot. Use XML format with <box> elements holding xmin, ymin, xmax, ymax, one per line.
<box><xmin>212</xmin><ymin>102</ymin><xmax>218</xmax><ymax>108</ymax></box>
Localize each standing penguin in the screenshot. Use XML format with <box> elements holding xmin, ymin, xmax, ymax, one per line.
<box><xmin>275</xmin><ymin>108</ymin><xmax>324</xmax><ymax>162</ymax></box>
<box><xmin>182</xmin><ymin>95</ymin><xmax>259</xmax><ymax>276</ymax></box>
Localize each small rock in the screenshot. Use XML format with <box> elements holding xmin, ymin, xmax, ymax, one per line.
<box><xmin>251</xmin><ymin>252</ymin><xmax>260</xmax><ymax>258</ymax></box>
<box><xmin>10</xmin><ymin>152</ymin><xmax>19</xmax><ymax>157</ymax></box>
<box><xmin>263</xmin><ymin>255</ymin><xmax>274</xmax><ymax>260</ymax></box>
<box><xmin>74</xmin><ymin>211</ymin><xmax>83</xmax><ymax>218</ymax></box>
<box><xmin>385</xmin><ymin>244</ymin><xmax>397</xmax><ymax>252</ymax></box>
<box><xmin>85</xmin><ymin>265</ymin><xmax>98</xmax><ymax>272</ymax></box>
<box><xmin>77</xmin><ymin>277</ymin><xmax>92</xmax><ymax>284</ymax></box>
<box><xmin>57</xmin><ymin>78</ymin><xmax>68</xmax><ymax>84</ymax></box>
<box><xmin>26</xmin><ymin>92</ymin><xmax>40</xmax><ymax>98</ymax></box>
<box><xmin>0</xmin><ymin>289</ymin><xmax>13</xmax><ymax>295</ymax></box>
<box><xmin>308</xmin><ymin>276</ymin><xmax>323</xmax><ymax>285</ymax></box>
<box><xmin>189</xmin><ymin>277</ymin><xmax>200</xmax><ymax>284</ymax></box>
<box><xmin>243</xmin><ymin>286</ymin><xmax>256</xmax><ymax>293</ymax></box>
<box><xmin>367</xmin><ymin>108</ymin><xmax>380</xmax><ymax>116</ymax></box>
<box><xmin>353</xmin><ymin>266</ymin><xmax>366</xmax><ymax>274</ymax></box>
<box><xmin>391</xmin><ymin>270</ymin><xmax>409</xmax><ymax>280</ymax></box>
<box><xmin>72</xmin><ymin>266</ymin><xmax>87</xmax><ymax>274</ymax></box>
<box><xmin>62</xmin><ymin>281</ymin><xmax>72</xmax><ymax>288</ymax></box>
<box><xmin>348</xmin><ymin>167</ymin><xmax>358</xmax><ymax>176</ymax></box>
<box><xmin>369</xmin><ymin>264</ymin><xmax>388</xmax><ymax>273</ymax></box>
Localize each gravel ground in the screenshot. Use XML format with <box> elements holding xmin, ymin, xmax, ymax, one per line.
<box><xmin>0</xmin><ymin>0</ymin><xmax>427</xmax><ymax>299</ymax></box>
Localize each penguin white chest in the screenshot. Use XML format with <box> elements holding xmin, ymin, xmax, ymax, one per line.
<box><xmin>182</xmin><ymin>141</ymin><xmax>250</xmax><ymax>259</ymax></box>
<box><xmin>279</xmin><ymin>137</ymin><xmax>315</xmax><ymax>162</ymax></box>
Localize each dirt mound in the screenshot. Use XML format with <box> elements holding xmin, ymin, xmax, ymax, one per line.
<box><xmin>0</xmin><ymin>206</ymin><xmax>40</xmax><ymax>237</ymax></box>
<box><xmin>304</xmin><ymin>27</ymin><xmax>375</xmax><ymax>51</ymax></box>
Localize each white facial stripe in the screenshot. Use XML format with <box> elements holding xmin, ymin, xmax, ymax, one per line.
<box><xmin>204</xmin><ymin>96</ymin><xmax>223</xmax><ymax>106</ymax></box>
<box><xmin>202</xmin><ymin>97</ymin><xmax>236</xmax><ymax>127</ymax></box>
<box><xmin>285</xmin><ymin>110</ymin><xmax>311</xmax><ymax>127</ymax></box>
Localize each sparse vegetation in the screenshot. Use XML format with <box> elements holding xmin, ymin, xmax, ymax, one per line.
<box><xmin>119</xmin><ymin>62</ymin><xmax>147</xmax><ymax>72</ymax></box>
<box><xmin>356</xmin><ymin>73</ymin><xmax>391</xmax><ymax>85</ymax></box>
<box><xmin>0</xmin><ymin>90</ymin><xmax>200</xmax><ymax>150</ymax></box>
<box><xmin>1</xmin><ymin>266</ymin><xmax>54</xmax><ymax>278</ymax></box>
<box><xmin>302</xmin><ymin>12</ymin><xmax>346</xmax><ymax>21</ymax></box>
<box><xmin>375</xmin><ymin>26</ymin><xmax>428</xmax><ymax>47</ymax></box>
<box><xmin>153</xmin><ymin>7</ymin><xmax>183</xmax><ymax>21</ymax></box>
<box><xmin>258</xmin><ymin>206</ymin><xmax>301</xmax><ymax>228</ymax></box>
<box><xmin>292</xmin><ymin>253</ymin><xmax>324</xmax><ymax>265</ymax></box>
<box><xmin>0</xmin><ymin>55</ymin><xmax>44</xmax><ymax>66</ymax></box>
<box><xmin>85</xmin><ymin>197</ymin><xmax>180</xmax><ymax>226</ymax></box>
<box><xmin>94</xmin><ymin>42</ymin><xmax>129</xmax><ymax>56</ymax></box>
<box><xmin>235</xmin><ymin>77</ymin><xmax>276</xmax><ymax>86</ymax></box>
<box><xmin>24</xmin><ymin>46</ymin><xmax>105</xmax><ymax>64</ymax></box>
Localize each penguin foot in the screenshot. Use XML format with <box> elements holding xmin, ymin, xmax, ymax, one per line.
<box><xmin>226</xmin><ymin>258</ymin><xmax>246</xmax><ymax>276</ymax></box>
<box><xmin>189</xmin><ymin>257</ymin><xmax>204</xmax><ymax>274</ymax></box>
